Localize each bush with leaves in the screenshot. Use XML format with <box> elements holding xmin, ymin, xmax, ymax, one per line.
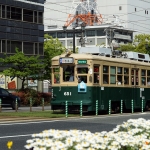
<box><xmin>12</xmin><ymin>88</ymin><xmax>51</xmax><ymax>106</ymax></box>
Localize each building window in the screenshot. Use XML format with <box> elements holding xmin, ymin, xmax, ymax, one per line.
<box><xmin>7</xmin><ymin>6</ymin><xmax>11</xmax><ymax>19</ymax></box>
<box><xmin>119</xmin><ymin>6</ymin><xmax>122</xmax><ymax>10</ymax></box>
<box><xmin>34</xmin><ymin>43</ymin><xmax>38</xmax><ymax>54</ymax></box>
<box><xmin>11</xmin><ymin>7</ymin><xmax>22</xmax><ymax>21</ymax></box>
<box><xmin>67</xmin><ymin>32</ymin><xmax>73</xmax><ymax>38</ymax></box>
<box><xmin>11</xmin><ymin>41</ymin><xmax>22</xmax><ymax>53</ymax></box>
<box><xmin>2</xmin><ymin>5</ymin><xmax>5</xmax><ymax>18</ymax></box>
<box><xmin>39</xmin><ymin>43</ymin><xmax>43</xmax><ymax>55</ymax></box>
<box><xmin>86</xmin><ymin>30</ymin><xmax>95</xmax><ymax>36</ymax></box>
<box><xmin>0</xmin><ymin>5</ymin><xmax>1</xmax><ymax>18</ymax></box>
<box><xmin>145</xmin><ymin>10</ymin><xmax>146</xmax><ymax>14</ymax></box>
<box><xmin>38</xmin><ymin>12</ymin><xmax>43</xmax><ymax>24</ymax></box>
<box><xmin>147</xmin><ymin>11</ymin><xmax>148</xmax><ymax>14</ymax></box>
<box><xmin>7</xmin><ymin>40</ymin><xmax>11</xmax><ymax>53</ymax></box>
<box><xmin>23</xmin><ymin>9</ymin><xmax>33</xmax><ymax>23</ymax></box>
<box><xmin>23</xmin><ymin>42</ymin><xmax>34</xmax><ymax>54</ymax></box>
<box><xmin>48</xmin><ymin>32</ymin><xmax>56</xmax><ymax>38</ymax></box>
<box><xmin>34</xmin><ymin>11</ymin><xmax>37</xmax><ymax>23</ymax></box>
<box><xmin>135</xmin><ymin>8</ymin><xmax>136</xmax><ymax>12</ymax></box>
<box><xmin>97</xmin><ymin>29</ymin><xmax>105</xmax><ymax>36</ymax></box>
<box><xmin>2</xmin><ymin>40</ymin><xmax>6</xmax><ymax>53</ymax></box>
<box><xmin>57</xmin><ymin>32</ymin><xmax>65</xmax><ymax>38</ymax></box>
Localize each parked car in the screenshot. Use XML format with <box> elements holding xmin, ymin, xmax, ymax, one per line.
<box><xmin>0</xmin><ymin>88</ymin><xmax>21</xmax><ymax>110</ymax></box>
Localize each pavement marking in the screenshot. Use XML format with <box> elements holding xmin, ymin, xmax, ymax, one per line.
<box><xmin>0</xmin><ymin>134</ymin><xmax>32</xmax><ymax>139</ymax></box>
<box><xmin>0</xmin><ymin>112</ymin><xmax>149</xmax><ymax>125</ymax></box>
<box><xmin>0</xmin><ymin>120</ymin><xmax>61</xmax><ymax>125</ymax></box>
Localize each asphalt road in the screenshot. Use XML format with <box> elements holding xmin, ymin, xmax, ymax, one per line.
<box><xmin>0</xmin><ymin>112</ymin><xmax>150</xmax><ymax>150</ymax></box>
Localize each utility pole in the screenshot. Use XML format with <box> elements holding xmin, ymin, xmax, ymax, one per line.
<box><xmin>79</xmin><ymin>30</ymin><xmax>85</xmax><ymax>47</ymax></box>
<box><xmin>104</xmin><ymin>28</ymin><xmax>114</xmax><ymax>50</ymax></box>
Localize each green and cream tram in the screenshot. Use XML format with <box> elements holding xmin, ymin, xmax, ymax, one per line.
<box><xmin>51</xmin><ymin>48</ymin><xmax>150</xmax><ymax>112</ymax></box>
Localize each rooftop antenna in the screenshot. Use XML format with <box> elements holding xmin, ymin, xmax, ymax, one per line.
<box><xmin>64</xmin><ymin>0</ymin><xmax>103</xmax><ymax>27</ymax></box>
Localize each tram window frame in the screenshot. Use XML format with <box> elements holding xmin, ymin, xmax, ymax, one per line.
<box><xmin>77</xmin><ymin>66</ymin><xmax>88</xmax><ymax>83</ymax></box>
<box><xmin>141</xmin><ymin>69</ymin><xmax>146</xmax><ymax>86</ymax></box>
<box><xmin>103</xmin><ymin>65</ymin><xmax>109</xmax><ymax>84</ymax></box>
<box><xmin>77</xmin><ymin>68</ymin><xmax>88</xmax><ymax>74</ymax></box>
<box><xmin>53</xmin><ymin>67</ymin><xmax>60</xmax><ymax>84</ymax></box>
<box><xmin>110</xmin><ymin>66</ymin><xmax>116</xmax><ymax>84</ymax></box>
<box><xmin>63</xmin><ymin>65</ymin><xmax>75</xmax><ymax>82</ymax></box>
<box><xmin>117</xmin><ymin>67</ymin><xmax>123</xmax><ymax>85</ymax></box>
<box><xmin>124</xmin><ymin>68</ymin><xmax>129</xmax><ymax>85</ymax></box>
<box><xmin>131</xmin><ymin>69</ymin><xmax>139</xmax><ymax>86</ymax></box>
<box><xmin>147</xmin><ymin>70</ymin><xmax>150</xmax><ymax>86</ymax></box>
<box><xmin>78</xmin><ymin>75</ymin><xmax>87</xmax><ymax>83</ymax></box>
<box><xmin>93</xmin><ymin>65</ymin><xmax>99</xmax><ymax>84</ymax></box>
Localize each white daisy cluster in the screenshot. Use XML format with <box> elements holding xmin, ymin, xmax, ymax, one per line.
<box><xmin>25</xmin><ymin>118</ymin><xmax>150</xmax><ymax>150</ymax></box>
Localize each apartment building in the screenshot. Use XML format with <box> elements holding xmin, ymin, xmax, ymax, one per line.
<box><xmin>0</xmin><ymin>0</ymin><xmax>44</xmax><ymax>56</ymax></box>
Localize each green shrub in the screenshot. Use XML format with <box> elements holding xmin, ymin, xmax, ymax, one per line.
<box><xmin>12</xmin><ymin>88</ymin><xmax>51</xmax><ymax>106</ymax></box>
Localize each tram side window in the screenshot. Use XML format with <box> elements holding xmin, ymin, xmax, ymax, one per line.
<box><xmin>63</xmin><ymin>65</ymin><xmax>74</xmax><ymax>82</ymax></box>
<box><xmin>131</xmin><ymin>69</ymin><xmax>139</xmax><ymax>85</ymax></box>
<box><xmin>53</xmin><ymin>68</ymin><xmax>60</xmax><ymax>84</ymax></box>
<box><xmin>131</xmin><ymin>69</ymin><xmax>134</xmax><ymax>85</ymax></box>
<box><xmin>141</xmin><ymin>69</ymin><xmax>146</xmax><ymax>86</ymax></box>
<box><xmin>117</xmin><ymin>67</ymin><xmax>122</xmax><ymax>85</ymax></box>
<box><xmin>94</xmin><ymin>65</ymin><xmax>99</xmax><ymax>83</ymax></box>
<box><xmin>147</xmin><ymin>70</ymin><xmax>150</xmax><ymax>85</ymax></box>
<box><xmin>103</xmin><ymin>65</ymin><xmax>109</xmax><ymax>84</ymax></box>
<box><xmin>110</xmin><ymin>66</ymin><xmax>116</xmax><ymax>84</ymax></box>
<box><xmin>136</xmin><ymin>70</ymin><xmax>139</xmax><ymax>85</ymax></box>
<box><xmin>77</xmin><ymin>67</ymin><xmax>88</xmax><ymax>83</ymax></box>
<box><xmin>124</xmin><ymin>68</ymin><xmax>129</xmax><ymax>85</ymax></box>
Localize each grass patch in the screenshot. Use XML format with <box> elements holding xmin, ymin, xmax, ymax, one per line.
<box><xmin>0</xmin><ymin>110</ymin><xmax>79</xmax><ymax>118</ymax></box>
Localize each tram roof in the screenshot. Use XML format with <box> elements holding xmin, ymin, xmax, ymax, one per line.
<box><xmin>52</xmin><ymin>53</ymin><xmax>150</xmax><ymax>66</ymax></box>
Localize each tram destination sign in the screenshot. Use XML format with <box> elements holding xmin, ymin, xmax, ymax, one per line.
<box><xmin>78</xmin><ymin>60</ymin><xmax>87</xmax><ymax>64</ymax></box>
<box><xmin>59</xmin><ymin>57</ymin><xmax>74</xmax><ymax>64</ymax></box>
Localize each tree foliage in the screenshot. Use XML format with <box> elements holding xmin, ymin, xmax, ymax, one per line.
<box><xmin>118</xmin><ymin>34</ymin><xmax>150</xmax><ymax>54</ymax></box>
<box><xmin>0</xmin><ymin>48</ymin><xmax>44</xmax><ymax>89</ymax></box>
<box><xmin>43</xmin><ymin>34</ymin><xmax>65</xmax><ymax>80</ymax></box>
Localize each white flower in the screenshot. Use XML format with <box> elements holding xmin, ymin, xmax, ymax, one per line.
<box><xmin>81</xmin><ymin>141</ymin><xmax>90</xmax><ymax>147</ymax></box>
<box><xmin>75</xmin><ymin>144</ymin><xmax>83</xmax><ymax>150</ymax></box>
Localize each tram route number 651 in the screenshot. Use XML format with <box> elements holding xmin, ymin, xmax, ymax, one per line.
<box><xmin>64</xmin><ymin>92</ymin><xmax>71</xmax><ymax>96</ymax></box>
